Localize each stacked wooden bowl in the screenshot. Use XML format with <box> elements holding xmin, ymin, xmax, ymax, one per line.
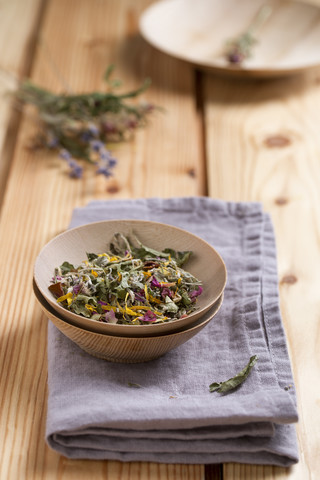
<box><xmin>33</xmin><ymin>220</ymin><xmax>227</xmax><ymax>363</ymax></box>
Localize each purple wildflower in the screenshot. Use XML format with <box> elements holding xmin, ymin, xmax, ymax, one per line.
<box><xmin>103</xmin><ymin>121</ymin><xmax>117</xmax><ymax>134</ymax></box>
<box><xmin>68</xmin><ymin>159</ymin><xmax>83</xmax><ymax>179</ymax></box>
<box><xmin>227</xmin><ymin>50</ymin><xmax>245</xmax><ymax>64</ymax></box>
<box><xmin>108</xmin><ymin>157</ymin><xmax>117</xmax><ymax>168</ymax></box>
<box><xmin>90</xmin><ymin>139</ymin><xmax>104</xmax><ymax>152</ymax></box>
<box><xmin>60</xmin><ymin>148</ymin><xmax>71</xmax><ymax>160</ymax></box>
<box><xmin>87</xmin><ymin>123</ymin><xmax>99</xmax><ymax>137</ymax></box>
<box><xmin>59</xmin><ymin>149</ymin><xmax>83</xmax><ymax>178</ymax></box>
<box><xmin>126</xmin><ymin>119</ymin><xmax>138</xmax><ymax>129</ymax></box>
<box><xmin>81</xmin><ymin>131</ymin><xmax>93</xmax><ymax>142</ymax></box>
<box><xmin>96</xmin><ymin>166</ymin><xmax>113</xmax><ymax>177</ymax></box>
<box><xmin>96</xmin><ymin>146</ymin><xmax>117</xmax><ymax>177</ymax></box>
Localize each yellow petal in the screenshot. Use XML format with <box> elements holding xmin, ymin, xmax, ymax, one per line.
<box><xmin>85</xmin><ymin>304</ymin><xmax>97</xmax><ymax>312</ymax></box>
<box><xmin>101</xmin><ymin>305</ymin><xmax>117</xmax><ymax>312</ymax></box>
<box><xmin>144</xmin><ymin>284</ymin><xmax>149</xmax><ymax>301</ymax></box>
<box><xmin>57</xmin><ymin>292</ymin><xmax>73</xmax><ymax>303</ymax></box>
<box><xmin>125</xmin><ymin>306</ymin><xmax>140</xmax><ymax>316</ymax></box>
<box><xmin>149</xmin><ymin>294</ymin><xmax>161</xmax><ymax>304</ymax></box>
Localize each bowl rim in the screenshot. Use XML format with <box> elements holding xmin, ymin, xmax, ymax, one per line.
<box><xmin>34</xmin><ymin>219</ymin><xmax>227</xmax><ymax>333</ymax></box>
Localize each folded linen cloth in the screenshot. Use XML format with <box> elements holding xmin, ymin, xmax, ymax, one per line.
<box><xmin>46</xmin><ymin>197</ymin><xmax>299</xmax><ymax>466</ymax></box>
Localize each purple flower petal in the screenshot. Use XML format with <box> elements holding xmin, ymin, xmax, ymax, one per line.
<box><xmin>134</xmin><ymin>292</ymin><xmax>146</xmax><ymax>303</ymax></box>
<box><xmin>151</xmin><ymin>276</ymin><xmax>161</xmax><ymax>288</ymax></box>
<box><xmin>105</xmin><ymin>309</ymin><xmax>117</xmax><ymax>324</ymax></box>
<box><xmin>90</xmin><ymin>140</ymin><xmax>104</xmax><ymax>152</ymax></box>
<box><xmin>161</xmin><ymin>287</ymin><xmax>172</xmax><ymax>299</ymax></box>
<box><xmin>59</xmin><ymin>148</ymin><xmax>71</xmax><ymax>160</ymax></box>
<box><xmin>96</xmin><ymin>167</ymin><xmax>112</xmax><ymax>177</ymax></box>
<box><xmin>189</xmin><ymin>285</ymin><xmax>203</xmax><ymax>300</ymax></box>
<box><xmin>141</xmin><ymin>310</ymin><xmax>157</xmax><ymax>322</ymax></box>
<box><xmin>73</xmin><ymin>283</ymin><xmax>83</xmax><ymax>295</ymax></box>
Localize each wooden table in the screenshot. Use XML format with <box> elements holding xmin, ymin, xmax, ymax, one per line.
<box><xmin>1</xmin><ymin>0</ymin><xmax>319</xmax><ymax>478</ymax></box>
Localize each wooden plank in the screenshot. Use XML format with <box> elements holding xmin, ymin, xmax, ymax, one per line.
<box><xmin>0</xmin><ymin>0</ymin><xmax>207</xmax><ymax>479</ymax></box>
<box><xmin>0</xmin><ymin>0</ymin><xmax>46</xmax><ymax>209</ymax></box>
<box><xmin>203</xmin><ymin>66</ymin><xmax>320</xmax><ymax>479</ymax></box>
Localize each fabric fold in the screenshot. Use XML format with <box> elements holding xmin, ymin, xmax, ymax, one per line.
<box><xmin>45</xmin><ymin>197</ymin><xmax>299</xmax><ymax>466</ymax></box>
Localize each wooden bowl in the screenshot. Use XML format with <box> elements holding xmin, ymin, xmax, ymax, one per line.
<box><xmin>140</xmin><ymin>0</ymin><xmax>320</xmax><ymax>78</ymax></box>
<box><xmin>33</xmin><ymin>281</ymin><xmax>224</xmax><ymax>363</ymax></box>
<box><xmin>33</xmin><ymin>220</ymin><xmax>227</xmax><ymax>337</ymax></box>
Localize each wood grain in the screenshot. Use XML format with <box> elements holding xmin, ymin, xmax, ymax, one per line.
<box><xmin>0</xmin><ymin>0</ymin><xmax>46</xmax><ymax>208</ymax></box>
<box><xmin>204</xmin><ymin>66</ymin><xmax>320</xmax><ymax>479</ymax></box>
<box><xmin>0</xmin><ymin>0</ymin><xmax>207</xmax><ymax>479</ymax></box>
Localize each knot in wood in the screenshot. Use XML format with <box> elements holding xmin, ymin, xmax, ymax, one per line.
<box><xmin>187</xmin><ymin>167</ymin><xmax>196</xmax><ymax>178</ymax></box>
<box><xmin>264</xmin><ymin>135</ymin><xmax>291</xmax><ymax>148</ymax></box>
<box><xmin>281</xmin><ymin>274</ymin><xmax>298</xmax><ymax>285</ymax></box>
<box><xmin>106</xmin><ymin>184</ymin><xmax>120</xmax><ymax>194</ymax></box>
<box><xmin>275</xmin><ymin>197</ymin><xmax>288</xmax><ymax>206</ymax></box>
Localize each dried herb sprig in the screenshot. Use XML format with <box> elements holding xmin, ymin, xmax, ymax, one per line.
<box><xmin>14</xmin><ymin>66</ymin><xmax>155</xmax><ymax>178</ymax></box>
<box><xmin>225</xmin><ymin>5</ymin><xmax>272</xmax><ymax>65</ymax></box>
<box><xmin>209</xmin><ymin>355</ymin><xmax>258</xmax><ymax>393</ymax></box>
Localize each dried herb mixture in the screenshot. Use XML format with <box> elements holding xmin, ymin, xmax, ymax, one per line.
<box><xmin>49</xmin><ymin>233</ymin><xmax>203</xmax><ymax>325</ymax></box>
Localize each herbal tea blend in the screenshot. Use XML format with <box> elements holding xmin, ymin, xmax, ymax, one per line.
<box><xmin>49</xmin><ymin>233</ymin><xmax>203</xmax><ymax>325</ymax></box>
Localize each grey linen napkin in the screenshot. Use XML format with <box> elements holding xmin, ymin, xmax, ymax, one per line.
<box><xmin>46</xmin><ymin>197</ymin><xmax>299</xmax><ymax>466</ymax></box>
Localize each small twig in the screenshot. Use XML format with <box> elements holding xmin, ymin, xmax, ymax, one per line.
<box><xmin>39</xmin><ymin>36</ymin><xmax>73</xmax><ymax>93</ymax></box>
<box><xmin>225</xmin><ymin>4</ymin><xmax>273</xmax><ymax>65</ymax></box>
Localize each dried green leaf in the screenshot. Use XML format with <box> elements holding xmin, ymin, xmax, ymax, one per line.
<box><xmin>209</xmin><ymin>355</ymin><xmax>258</xmax><ymax>394</ymax></box>
<box><xmin>162</xmin><ymin>248</ymin><xmax>192</xmax><ymax>267</ymax></box>
<box><xmin>60</xmin><ymin>261</ymin><xmax>75</xmax><ymax>274</ymax></box>
<box><xmin>86</xmin><ymin>252</ymin><xmax>98</xmax><ymax>261</ymax></box>
<box><xmin>109</xmin><ymin>232</ymin><xmax>132</xmax><ymax>256</ymax></box>
<box><xmin>104</xmin><ymin>64</ymin><xmax>115</xmax><ymax>82</ymax></box>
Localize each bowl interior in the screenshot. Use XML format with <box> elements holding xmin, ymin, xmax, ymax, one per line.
<box><xmin>34</xmin><ymin>220</ymin><xmax>227</xmax><ymax>336</ymax></box>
